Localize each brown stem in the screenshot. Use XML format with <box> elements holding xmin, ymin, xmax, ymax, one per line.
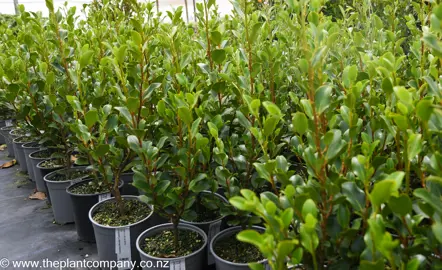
<box><xmin>243</xmin><ymin>0</ymin><xmax>254</xmax><ymax>95</ymax></box>
<box><xmin>204</xmin><ymin>0</ymin><xmax>213</xmax><ymax>70</ymax></box>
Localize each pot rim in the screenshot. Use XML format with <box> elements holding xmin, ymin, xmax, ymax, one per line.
<box><xmin>0</xmin><ymin>125</ymin><xmax>14</xmax><ymax>131</ymax></box>
<box><xmin>209</xmin><ymin>225</ymin><xmax>268</xmax><ymax>266</ymax></box>
<box><xmin>122</xmin><ymin>170</ymin><xmax>134</xmax><ymax>176</ymax></box>
<box><xmin>12</xmin><ymin>136</ymin><xmax>33</xmax><ymax>144</ymax></box>
<box><xmin>43</xmin><ymin>166</ymin><xmax>89</xmax><ymax>183</ymax></box>
<box><xmin>66</xmin><ymin>178</ymin><xmax>124</xmax><ymax>197</ymax></box>
<box><xmin>136</xmin><ymin>222</ymin><xmax>208</xmax><ymax>262</ymax></box>
<box><xmin>180</xmin><ymin>191</ymin><xmax>228</xmax><ymax>226</ymax></box>
<box><xmin>22</xmin><ymin>141</ymin><xmax>40</xmax><ymax>149</ymax></box>
<box><xmin>29</xmin><ymin>149</ymin><xmax>52</xmax><ymax>160</ymax></box>
<box><xmin>88</xmin><ymin>195</ymin><xmax>154</xmax><ymax>229</ymax></box>
<box><xmin>36</xmin><ymin>158</ymin><xmax>65</xmax><ymax>170</ymax></box>
<box><xmin>8</xmin><ymin>128</ymin><xmax>21</xmax><ymax>136</ymax></box>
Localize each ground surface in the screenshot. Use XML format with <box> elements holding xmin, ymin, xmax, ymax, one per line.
<box><xmin>0</xmin><ymin>151</ymin><xmax>99</xmax><ymax>270</ymax></box>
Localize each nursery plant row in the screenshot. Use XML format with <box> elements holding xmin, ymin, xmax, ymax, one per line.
<box><xmin>0</xmin><ymin>0</ymin><xmax>441</xmax><ymax>269</ymax></box>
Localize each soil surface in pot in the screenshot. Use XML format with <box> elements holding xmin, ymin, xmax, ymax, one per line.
<box><xmin>214</xmin><ymin>232</ymin><xmax>264</xmax><ymax>263</ymax></box>
<box><xmin>69</xmin><ymin>180</ymin><xmax>111</xmax><ymax>195</ymax></box>
<box><xmin>92</xmin><ymin>199</ymin><xmax>151</xmax><ymax>226</ymax></box>
<box><xmin>46</xmin><ymin>170</ymin><xmax>91</xmax><ymax>181</ymax></box>
<box><xmin>24</xmin><ymin>142</ymin><xmax>40</xmax><ymax>148</ymax></box>
<box><xmin>15</xmin><ymin>136</ymin><xmax>34</xmax><ymax>143</ymax></box>
<box><xmin>11</xmin><ymin>129</ymin><xmax>27</xmax><ymax>136</ymax></box>
<box><xmin>142</xmin><ymin>229</ymin><xmax>204</xmax><ymax>258</ymax></box>
<box><xmin>31</xmin><ymin>149</ymin><xmax>55</xmax><ymax>158</ymax></box>
<box><xmin>183</xmin><ymin>192</ymin><xmax>223</xmax><ymax>223</ymax></box>
<box><xmin>39</xmin><ymin>159</ymin><xmax>65</xmax><ymax>168</ymax></box>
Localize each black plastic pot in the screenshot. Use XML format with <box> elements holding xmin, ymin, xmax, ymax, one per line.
<box><xmin>136</xmin><ymin>223</ymin><xmax>208</xmax><ymax>270</ymax></box>
<box><xmin>29</xmin><ymin>149</ymin><xmax>52</xmax><ymax>193</ymax></box>
<box><xmin>0</xmin><ymin>126</ymin><xmax>15</xmax><ymax>157</ymax></box>
<box><xmin>89</xmin><ymin>196</ymin><xmax>154</xmax><ymax>268</ymax></box>
<box><xmin>66</xmin><ymin>179</ymin><xmax>124</xmax><ymax>243</ymax></box>
<box><xmin>36</xmin><ymin>158</ymin><xmax>65</xmax><ymax>204</ymax></box>
<box><xmin>121</xmin><ymin>171</ymin><xmax>138</xmax><ymax>195</ymax></box>
<box><xmin>180</xmin><ymin>191</ymin><xmax>228</xmax><ymax>266</ymax></box>
<box><xmin>0</xmin><ymin>120</ymin><xmax>6</xmax><ymax>144</ymax></box>
<box><xmin>13</xmin><ymin>136</ymin><xmax>34</xmax><ymax>174</ymax></box>
<box><xmin>210</xmin><ymin>226</ymin><xmax>269</xmax><ymax>270</ymax></box>
<box><xmin>44</xmin><ymin>167</ymin><xmax>90</xmax><ymax>224</ymax></box>
<box><xmin>9</xmin><ymin>129</ymin><xmax>22</xmax><ymax>159</ymax></box>
<box><xmin>22</xmin><ymin>142</ymin><xmax>42</xmax><ymax>182</ymax></box>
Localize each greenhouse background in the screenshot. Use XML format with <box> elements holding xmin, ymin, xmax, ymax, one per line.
<box><xmin>0</xmin><ymin>0</ymin><xmax>232</xmax><ymax>19</ymax></box>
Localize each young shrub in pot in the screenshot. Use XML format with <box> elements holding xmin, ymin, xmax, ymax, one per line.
<box><xmin>131</xmin><ymin>91</ymin><xmax>214</xmax><ymax>269</ymax></box>
<box><xmin>66</xmin><ymin>98</ymin><xmax>132</xmax><ymax>242</ymax></box>
<box><xmin>66</xmin><ymin>49</ymin><xmax>152</xmax><ymax>259</ymax></box>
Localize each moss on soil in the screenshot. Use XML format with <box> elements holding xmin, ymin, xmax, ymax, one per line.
<box><xmin>15</xmin><ymin>136</ymin><xmax>34</xmax><ymax>143</ymax></box>
<box><xmin>142</xmin><ymin>229</ymin><xmax>203</xmax><ymax>258</ymax></box>
<box><xmin>23</xmin><ymin>142</ymin><xmax>40</xmax><ymax>148</ymax></box>
<box><xmin>92</xmin><ymin>199</ymin><xmax>151</xmax><ymax>226</ymax></box>
<box><xmin>31</xmin><ymin>149</ymin><xmax>54</xmax><ymax>158</ymax></box>
<box><xmin>68</xmin><ymin>180</ymin><xmax>110</xmax><ymax>195</ymax></box>
<box><xmin>39</xmin><ymin>159</ymin><xmax>65</xmax><ymax>168</ymax></box>
<box><xmin>11</xmin><ymin>129</ymin><xmax>26</xmax><ymax>136</ymax></box>
<box><xmin>46</xmin><ymin>169</ymin><xmax>91</xmax><ymax>181</ymax></box>
<box><xmin>214</xmin><ymin>232</ymin><xmax>264</xmax><ymax>263</ymax></box>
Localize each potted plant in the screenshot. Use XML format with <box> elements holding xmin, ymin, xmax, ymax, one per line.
<box><xmin>85</xmin><ymin>1</ymin><xmax>166</xmax><ymax>263</ymax></box>
<box><xmin>130</xmin><ymin>52</ymin><xmax>212</xmax><ymax>269</ymax></box>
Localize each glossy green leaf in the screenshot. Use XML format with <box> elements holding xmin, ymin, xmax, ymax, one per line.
<box><xmin>178</xmin><ymin>107</ymin><xmax>193</xmax><ymax>126</ymax></box>
<box><xmin>342</xmin><ymin>182</ymin><xmax>365</xmax><ymax>212</ymax></box>
<box><xmin>370</xmin><ymin>180</ymin><xmax>395</xmax><ymax>209</ymax></box>
<box><xmin>212</xmin><ymin>49</ymin><xmax>226</xmax><ymax>64</ymax></box>
<box><xmin>237</xmin><ymin>230</ymin><xmax>263</xmax><ymax>248</ymax></box>
<box><xmin>432</xmin><ymin>222</ymin><xmax>442</xmax><ymax>243</ymax></box>
<box><xmin>85</xmin><ymin>110</ymin><xmax>98</xmax><ymax>128</ymax></box>
<box><xmin>315</xmin><ymin>85</ymin><xmax>332</xmax><ymax>114</ymax></box>
<box><xmin>292</xmin><ymin>112</ymin><xmax>308</xmax><ymax>135</ymax></box>
<box><xmin>263</xmin><ymin>115</ymin><xmax>280</xmax><ymax>137</ymax></box>
<box><xmin>302</xmin><ymin>199</ymin><xmax>317</xmax><ymax>220</ymax></box>
<box><xmin>407</xmin><ymin>134</ymin><xmax>422</xmax><ymax>160</ymax></box>
<box><xmin>388</xmin><ymin>194</ymin><xmax>412</xmax><ymax>216</ymax></box>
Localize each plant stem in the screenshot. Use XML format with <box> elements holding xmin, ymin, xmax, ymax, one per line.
<box><xmin>204</xmin><ymin>0</ymin><xmax>213</xmax><ymax>70</ymax></box>
<box><xmin>243</xmin><ymin>0</ymin><xmax>254</xmax><ymax>95</ymax></box>
<box><xmin>172</xmin><ymin>218</ymin><xmax>180</xmax><ymax>251</ymax></box>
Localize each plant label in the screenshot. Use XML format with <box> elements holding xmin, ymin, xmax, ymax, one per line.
<box><xmin>207</xmin><ymin>220</ymin><xmax>222</xmax><ymax>265</ymax></box>
<box><xmin>169</xmin><ymin>259</ymin><xmax>185</xmax><ymax>270</ymax></box>
<box><xmin>5</xmin><ymin>120</ymin><xmax>12</xmax><ymax>126</ymax></box>
<box><xmin>115</xmin><ymin>227</ymin><xmax>131</xmax><ymax>270</ymax></box>
<box><xmin>98</xmin><ymin>193</ymin><xmax>111</xmax><ymax>202</ymax></box>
